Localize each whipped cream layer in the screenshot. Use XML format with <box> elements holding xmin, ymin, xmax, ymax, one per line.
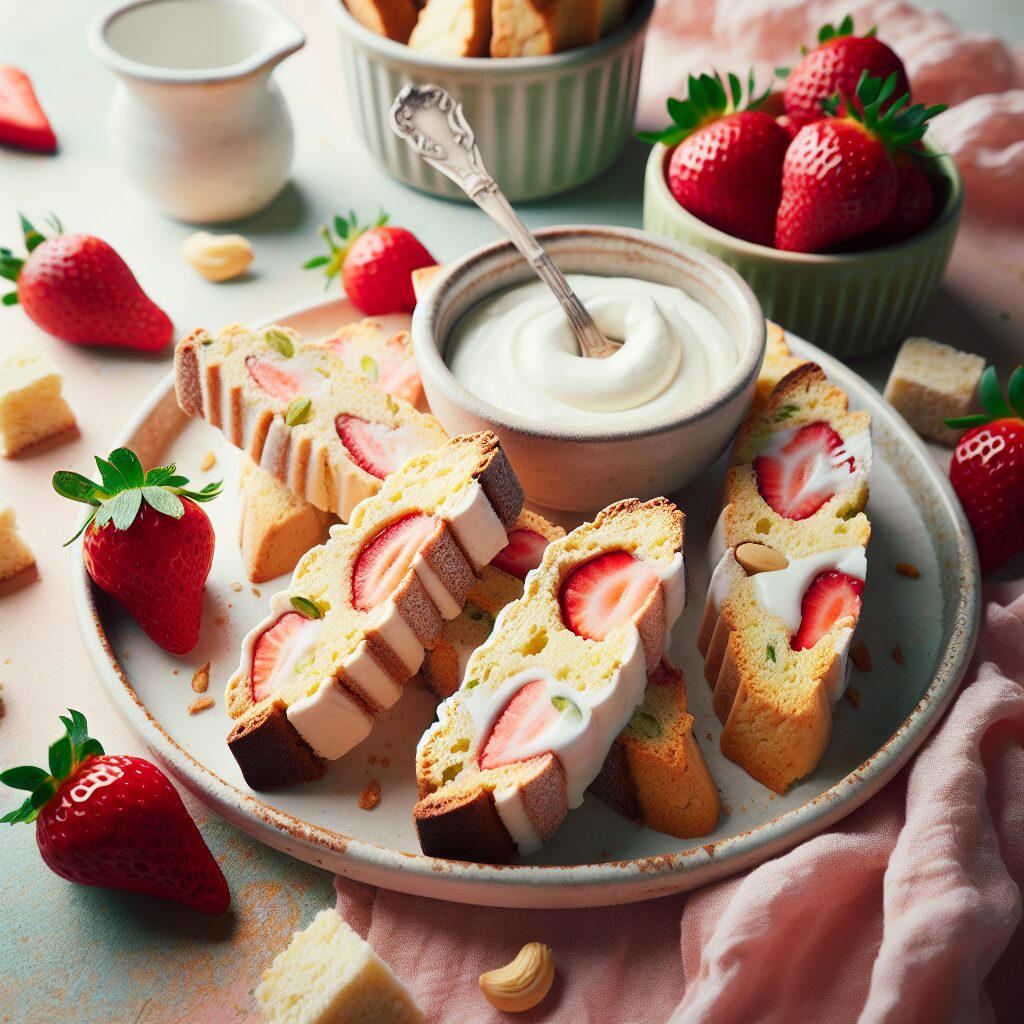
<box><xmin>446</xmin><ymin>275</ymin><xmax>738</xmax><ymax>428</ymax></box>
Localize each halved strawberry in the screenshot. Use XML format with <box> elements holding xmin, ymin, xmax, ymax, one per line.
<box><xmin>352</xmin><ymin>513</ymin><xmax>437</xmax><ymax>611</ymax></box>
<box><xmin>559</xmin><ymin>550</ymin><xmax>658</xmax><ymax>641</ymax></box>
<box><xmin>245</xmin><ymin>355</ymin><xmax>305</xmax><ymax>403</ymax></box>
<box><xmin>251</xmin><ymin>611</ymin><xmax>308</xmax><ymax>702</ymax></box>
<box><xmin>491</xmin><ymin>529</ymin><xmax>549</xmax><ymax>581</ymax></box>
<box><xmin>336</xmin><ymin>414</ymin><xmax>428</xmax><ymax>480</ymax></box>
<box><xmin>479</xmin><ymin>679</ymin><xmax>557</xmax><ymax>771</ymax></box>
<box><xmin>754</xmin><ymin>421</ymin><xmax>854</xmax><ymax>520</ymax></box>
<box><xmin>328</xmin><ymin>333</ymin><xmax>421</xmax><ymax>404</ymax></box>
<box><xmin>791</xmin><ymin>570</ymin><xmax>864</xmax><ymax>651</ymax></box>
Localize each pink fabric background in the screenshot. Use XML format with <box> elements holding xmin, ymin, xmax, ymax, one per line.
<box><xmin>335</xmin><ymin>4</ymin><xmax>1024</xmax><ymax>1021</ymax></box>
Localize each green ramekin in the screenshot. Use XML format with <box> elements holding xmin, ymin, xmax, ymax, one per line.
<box><xmin>643</xmin><ymin>143</ymin><xmax>963</xmax><ymax>359</ymax></box>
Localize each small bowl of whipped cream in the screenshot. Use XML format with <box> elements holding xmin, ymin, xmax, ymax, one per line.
<box><xmin>412</xmin><ymin>226</ymin><xmax>765</xmax><ymax>512</ymax></box>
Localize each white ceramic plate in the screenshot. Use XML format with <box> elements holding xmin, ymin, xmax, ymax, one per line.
<box><xmin>74</xmin><ymin>296</ymin><xmax>979</xmax><ymax>909</ymax></box>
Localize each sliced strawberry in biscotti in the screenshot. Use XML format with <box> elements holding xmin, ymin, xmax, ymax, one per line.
<box><xmin>336</xmin><ymin>414</ymin><xmax>430</xmax><ymax>480</ymax></box>
<box><xmin>791</xmin><ymin>570</ymin><xmax>864</xmax><ymax>651</ymax></box>
<box><xmin>245</xmin><ymin>354</ymin><xmax>305</xmax><ymax>403</ymax></box>
<box><xmin>559</xmin><ymin>550</ymin><xmax>659</xmax><ymax>641</ymax></box>
<box><xmin>754</xmin><ymin>421</ymin><xmax>854</xmax><ymax>521</ymax></box>
<box><xmin>352</xmin><ymin>513</ymin><xmax>437</xmax><ymax>611</ymax></box>
<box><xmin>479</xmin><ymin>679</ymin><xmax>558</xmax><ymax>771</ymax></box>
<box><xmin>251</xmin><ymin>611</ymin><xmax>310</xmax><ymax>702</ymax></box>
<box><xmin>491</xmin><ymin>529</ymin><xmax>549</xmax><ymax>581</ymax></box>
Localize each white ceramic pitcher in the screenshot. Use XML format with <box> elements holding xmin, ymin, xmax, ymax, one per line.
<box><xmin>89</xmin><ymin>0</ymin><xmax>305</xmax><ymax>223</ymax></box>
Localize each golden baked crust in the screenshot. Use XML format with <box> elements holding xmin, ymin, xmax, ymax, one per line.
<box><xmin>490</xmin><ymin>0</ymin><xmax>599</xmax><ymax>56</ymax></box>
<box><xmin>346</xmin><ymin>0</ymin><xmax>419</xmax><ymax>41</ymax></box>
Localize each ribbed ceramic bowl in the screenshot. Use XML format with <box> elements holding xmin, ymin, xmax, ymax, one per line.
<box><xmin>412</xmin><ymin>225</ymin><xmax>765</xmax><ymax>511</ymax></box>
<box><xmin>643</xmin><ymin>143</ymin><xmax>963</xmax><ymax>359</ymax></box>
<box><xmin>328</xmin><ymin>0</ymin><xmax>653</xmax><ymax>202</ymax></box>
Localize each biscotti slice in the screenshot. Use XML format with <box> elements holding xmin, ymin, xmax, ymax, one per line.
<box><xmin>226</xmin><ymin>432</ymin><xmax>523</xmax><ymax>790</ymax></box>
<box><xmin>414</xmin><ymin>498</ymin><xmax>685</xmax><ymax>863</ymax></box>
<box><xmin>0</xmin><ymin>340</ymin><xmax>76</xmax><ymax>456</ymax></box>
<box><xmin>590</xmin><ymin>660</ymin><xmax>719</xmax><ymax>838</ymax></box>
<box><xmin>422</xmin><ymin>509</ymin><xmax>566</xmax><ymax>701</ymax></box>
<box><xmin>239</xmin><ymin>458</ymin><xmax>335</xmax><ymax>583</ymax></box>
<box><xmin>752</xmin><ymin>322</ymin><xmax>806</xmax><ymax>410</ymax></box>
<box><xmin>490</xmin><ymin>0</ymin><xmax>599</xmax><ymax>56</ymax></box>
<box><xmin>174</xmin><ymin>324</ymin><xmax>448</xmax><ymax>519</ymax></box>
<box><xmin>424</xmin><ymin>521</ymin><xmax>719</xmax><ymax>841</ymax></box>
<box><xmin>316</xmin><ymin>319</ymin><xmax>423</xmax><ymax>408</ymax></box>
<box><xmin>883</xmin><ymin>337</ymin><xmax>985</xmax><ymax>446</ymax></box>
<box><xmin>710</xmin><ymin>360</ymin><xmax>872</xmax><ymax>566</ymax></box>
<box><xmin>345</xmin><ymin>0</ymin><xmax>419</xmax><ymax>41</ymax></box>
<box><xmin>698</xmin><ymin>531</ymin><xmax>869</xmax><ymax>794</ymax></box>
<box><xmin>255</xmin><ymin>910</ymin><xmax>424</xmax><ymax>1024</ymax></box>
<box><xmin>0</xmin><ymin>494</ymin><xmax>35</xmax><ymax>580</ymax></box>
<box><xmin>409</xmin><ymin>0</ymin><xmax>492</xmax><ymax>56</ymax></box>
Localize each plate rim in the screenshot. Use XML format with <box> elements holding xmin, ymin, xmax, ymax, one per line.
<box><xmin>73</xmin><ymin>295</ymin><xmax>981</xmax><ymax>908</ymax></box>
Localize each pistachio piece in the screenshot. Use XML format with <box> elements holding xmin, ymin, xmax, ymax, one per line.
<box><xmin>631</xmin><ymin>709</ymin><xmax>661</xmax><ymax>737</ymax></box>
<box><xmin>181</xmin><ymin>231</ymin><xmax>254</xmax><ymax>282</ymax></box>
<box><xmin>361</xmin><ymin>355</ymin><xmax>379</xmax><ymax>382</ymax></box>
<box><xmin>264</xmin><ymin>328</ymin><xmax>295</xmax><ymax>358</ymax></box>
<box><xmin>285</xmin><ymin>396</ymin><xmax>312</xmax><ymax>426</ymax></box>
<box><xmin>735</xmin><ymin>542</ymin><xmax>788</xmax><ymax>576</ymax></box>
<box><xmin>290</xmin><ymin>595</ymin><xmax>322</xmax><ymax>619</ymax></box>
<box><xmin>479</xmin><ymin>942</ymin><xmax>554</xmax><ymax>1013</ymax></box>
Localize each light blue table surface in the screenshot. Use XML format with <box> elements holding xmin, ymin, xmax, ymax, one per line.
<box><xmin>1</xmin><ymin>1</ymin><xmax>1020</xmax><ymax>1021</ymax></box>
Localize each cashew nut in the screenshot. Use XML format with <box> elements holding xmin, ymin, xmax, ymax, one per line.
<box><xmin>479</xmin><ymin>942</ymin><xmax>554</xmax><ymax>1013</ymax></box>
<box><xmin>735</xmin><ymin>542</ymin><xmax>789</xmax><ymax>576</ymax></box>
<box><xmin>182</xmin><ymin>231</ymin><xmax>254</xmax><ymax>282</ymax></box>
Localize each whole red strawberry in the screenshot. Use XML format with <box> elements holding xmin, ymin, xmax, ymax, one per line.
<box><xmin>304</xmin><ymin>211</ymin><xmax>435</xmax><ymax>315</ymax></box>
<box><xmin>0</xmin><ymin>215</ymin><xmax>172</xmax><ymax>350</ymax></box>
<box><xmin>783</xmin><ymin>16</ymin><xmax>910</xmax><ymax>129</ymax></box>
<box><xmin>863</xmin><ymin>156</ymin><xmax>937</xmax><ymax>246</ymax></box>
<box><xmin>643</xmin><ymin>72</ymin><xmax>790</xmax><ymax>246</ymax></box>
<box><xmin>946</xmin><ymin>366</ymin><xmax>1024</xmax><ymax>575</ymax></box>
<box><xmin>775</xmin><ymin>73</ymin><xmax>946</xmax><ymax>253</ymax></box>
<box><xmin>1</xmin><ymin>710</ymin><xmax>229</xmax><ymax>914</ymax></box>
<box><xmin>53</xmin><ymin>448</ymin><xmax>221</xmax><ymax>654</ymax></box>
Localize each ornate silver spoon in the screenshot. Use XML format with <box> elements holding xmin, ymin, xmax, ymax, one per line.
<box><xmin>389</xmin><ymin>84</ymin><xmax>619</xmax><ymax>360</ymax></box>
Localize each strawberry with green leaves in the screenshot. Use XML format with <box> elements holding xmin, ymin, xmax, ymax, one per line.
<box><xmin>53</xmin><ymin>448</ymin><xmax>221</xmax><ymax>655</ymax></box>
<box><xmin>946</xmin><ymin>366</ymin><xmax>1024</xmax><ymax>574</ymax></box>
<box><xmin>2</xmin><ymin>710</ymin><xmax>229</xmax><ymax>914</ymax></box>
<box><xmin>641</xmin><ymin>72</ymin><xmax>791</xmax><ymax>247</ymax></box>
<box><xmin>304</xmin><ymin>211</ymin><xmax>435</xmax><ymax>316</ymax></box>
<box><xmin>775</xmin><ymin>72</ymin><xmax>946</xmax><ymax>253</ymax></box>
<box><xmin>782</xmin><ymin>16</ymin><xmax>910</xmax><ymax>129</ymax></box>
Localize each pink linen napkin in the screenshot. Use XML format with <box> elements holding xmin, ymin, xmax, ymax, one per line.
<box><xmin>338</xmin><ymin>587</ymin><xmax>1024</xmax><ymax>1023</ymax></box>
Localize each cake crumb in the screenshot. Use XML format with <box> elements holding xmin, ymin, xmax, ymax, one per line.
<box><xmin>188</xmin><ymin>696</ymin><xmax>215</xmax><ymax>715</ymax></box>
<box><xmin>229</xmin><ymin>581</ymin><xmax>244</xmax><ymax>593</ymax></box>
<box><xmin>358</xmin><ymin>779</ymin><xmax>381</xmax><ymax>810</ymax></box>
<box><xmin>381</xmin><ymin>756</ymin><xmax>390</xmax><ymax>768</ymax></box>
<box><xmin>846</xmin><ymin>687</ymin><xmax>861</xmax><ymax>708</ymax></box>
<box><xmin>367</xmin><ymin>754</ymin><xmax>377</xmax><ymax>765</ymax></box>
<box><xmin>215</xmin><ymin>615</ymin><xmax>226</xmax><ymax>627</ymax></box>
<box><xmin>172</xmin><ymin>669</ymin><xmax>179</xmax><ymax>676</ymax></box>
<box><xmin>895</xmin><ymin>562</ymin><xmax>920</xmax><ymax>578</ymax></box>
<box><xmin>191</xmin><ymin>661</ymin><xmax>211</xmax><ymax>694</ymax></box>
<box><xmin>892</xmin><ymin>645</ymin><xmax>906</xmax><ymax>666</ymax></box>
<box><xmin>851</xmin><ymin>642</ymin><xmax>873</xmax><ymax>672</ymax></box>
<box><xmin>705</xmin><ymin>732</ymin><xmax>712</xmax><ymax>742</ymax></box>
<box><xmin>200</xmin><ymin>451</ymin><xmax>216</xmax><ymax>472</ymax></box>
<box><xmin>251</xmin><ymin>586</ymin><xmax>261</xmax><ymax>598</ymax></box>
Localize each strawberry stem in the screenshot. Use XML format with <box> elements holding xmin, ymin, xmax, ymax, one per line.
<box><xmin>638</xmin><ymin>69</ymin><xmax>772</xmax><ymax>147</ymax></box>
<box><xmin>52</xmin><ymin>446</ymin><xmax>222</xmax><ymax>545</ymax></box>
<box><xmin>1</xmin><ymin>710</ymin><xmax>104</xmax><ymax>825</ymax></box>
<box><xmin>945</xmin><ymin>365</ymin><xmax>1024</xmax><ymax>429</ymax></box>
<box><xmin>303</xmin><ymin>210</ymin><xmax>390</xmax><ymax>286</ymax></box>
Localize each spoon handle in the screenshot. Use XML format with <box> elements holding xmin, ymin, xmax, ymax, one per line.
<box><xmin>389</xmin><ymin>84</ymin><xmax>618</xmax><ymax>360</ymax></box>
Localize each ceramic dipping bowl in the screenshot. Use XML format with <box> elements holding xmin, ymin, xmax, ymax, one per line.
<box><xmin>412</xmin><ymin>226</ymin><xmax>765</xmax><ymax>512</ymax></box>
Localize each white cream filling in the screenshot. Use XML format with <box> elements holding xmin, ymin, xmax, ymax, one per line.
<box><xmin>707</xmin><ymin>507</ymin><xmax>727</xmax><ymax>571</ymax></box>
<box><xmin>659</xmin><ymin>552</ymin><xmax>686</xmax><ymax>651</ymax></box>
<box><xmin>443</xmin><ymin>481</ymin><xmax>509</xmax><ymax>571</ymax></box>
<box><xmin>413</xmin><ymin>553</ymin><xmax>462</xmax><ymax>620</ymax></box>
<box><xmin>367</xmin><ymin>601</ymin><xmax>425</xmax><ymax>674</ymax></box>
<box><xmin>830</xmin><ymin>626</ymin><xmax>855</xmax><ymax>702</ymax></box>
<box><xmin>339</xmin><ymin>639</ymin><xmax>403</xmax><ymax>711</ymax></box>
<box><xmin>753</xmin><ymin>546</ymin><xmax>867</xmax><ymax>632</ymax></box>
<box><xmin>493</xmin><ymin>784</ymin><xmax>543</xmax><ymax>857</ymax></box>
<box><xmin>286</xmin><ymin>681</ymin><xmax>373</xmax><ymax>760</ymax></box>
